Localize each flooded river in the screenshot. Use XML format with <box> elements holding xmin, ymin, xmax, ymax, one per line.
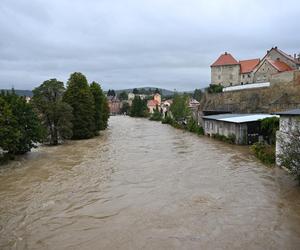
<box><xmin>0</xmin><ymin>116</ymin><xmax>300</xmax><ymax>249</ymax></box>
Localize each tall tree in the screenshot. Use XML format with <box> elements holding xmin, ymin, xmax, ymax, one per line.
<box><xmin>0</xmin><ymin>91</ymin><xmax>44</xmax><ymax>155</ymax></box>
<box><xmin>132</xmin><ymin>88</ymin><xmax>139</xmax><ymax>94</ymax></box>
<box><xmin>0</xmin><ymin>96</ymin><xmax>21</xmax><ymax>155</ymax></box>
<box><xmin>193</xmin><ymin>89</ymin><xmax>203</xmax><ymax>102</ymax></box>
<box><xmin>130</xmin><ymin>96</ymin><xmax>148</xmax><ymax>117</ymax></box>
<box><xmin>170</xmin><ymin>94</ymin><xmax>190</xmax><ymax>121</ymax></box>
<box><xmin>90</xmin><ymin>81</ymin><xmax>105</xmax><ymax>131</ymax></box>
<box><xmin>107</xmin><ymin>89</ymin><xmax>116</xmax><ymax>97</ymax></box>
<box><xmin>118</xmin><ymin>91</ymin><xmax>128</xmax><ymax>101</ymax></box>
<box><xmin>154</xmin><ymin>88</ymin><xmax>160</xmax><ymax>94</ymax></box>
<box><xmin>32</xmin><ymin>79</ymin><xmax>73</xmax><ymax>145</ymax></box>
<box><xmin>101</xmin><ymin>96</ymin><xmax>110</xmax><ymax>130</ymax></box>
<box><xmin>63</xmin><ymin>72</ymin><xmax>96</xmax><ymax>139</ymax></box>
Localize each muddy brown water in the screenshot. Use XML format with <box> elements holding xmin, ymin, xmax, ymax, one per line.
<box><xmin>0</xmin><ymin>116</ymin><xmax>300</xmax><ymax>250</ymax></box>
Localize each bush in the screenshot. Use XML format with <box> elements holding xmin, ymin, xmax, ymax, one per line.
<box><xmin>212</xmin><ymin>133</ymin><xmax>236</xmax><ymax>144</ymax></box>
<box><xmin>206</xmin><ymin>84</ymin><xmax>223</xmax><ymax>94</ymax></box>
<box><xmin>251</xmin><ymin>142</ymin><xmax>275</xmax><ymax>165</ymax></box>
<box><xmin>187</xmin><ymin>118</ymin><xmax>204</xmax><ymax>135</ymax></box>
<box><xmin>149</xmin><ymin>105</ymin><xmax>162</xmax><ymax>121</ymax></box>
<box><xmin>260</xmin><ymin>117</ymin><xmax>279</xmax><ymax>145</ymax></box>
<box><xmin>162</xmin><ymin>116</ymin><xmax>174</xmax><ymax>125</ymax></box>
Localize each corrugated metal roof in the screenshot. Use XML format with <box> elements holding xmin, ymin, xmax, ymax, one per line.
<box><xmin>276</xmin><ymin>109</ymin><xmax>300</xmax><ymax>116</ymax></box>
<box><xmin>202</xmin><ymin>114</ymin><xmax>278</xmax><ymax>123</ymax></box>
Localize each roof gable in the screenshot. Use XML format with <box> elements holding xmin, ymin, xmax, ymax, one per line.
<box><xmin>211</xmin><ymin>52</ymin><xmax>239</xmax><ymax>67</ymax></box>
<box><xmin>266</xmin><ymin>59</ymin><xmax>293</xmax><ymax>72</ymax></box>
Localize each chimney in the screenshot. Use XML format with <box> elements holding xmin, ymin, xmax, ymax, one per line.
<box><xmin>275</xmin><ymin>46</ymin><xmax>278</xmax><ymax>49</ymax></box>
<box><xmin>225</xmin><ymin>52</ymin><xmax>228</xmax><ymax>55</ymax></box>
<box><xmin>294</xmin><ymin>53</ymin><xmax>297</xmax><ymax>59</ymax></box>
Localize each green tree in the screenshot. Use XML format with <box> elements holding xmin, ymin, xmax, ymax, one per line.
<box><xmin>90</xmin><ymin>81</ymin><xmax>105</xmax><ymax>131</ymax></box>
<box><xmin>0</xmin><ymin>96</ymin><xmax>21</xmax><ymax>155</ymax></box>
<box><xmin>170</xmin><ymin>94</ymin><xmax>190</xmax><ymax>121</ymax></box>
<box><xmin>0</xmin><ymin>91</ymin><xmax>44</xmax><ymax>155</ymax></box>
<box><xmin>63</xmin><ymin>72</ymin><xmax>96</xmax><ymax>139</ymax></box>
<box><xmin>118</xmin><ymin>91</ymin><xmax>128</xmax><ymax>101</ymax></box>
<box><xmin>130</xmin><ymin>96</ymin><xmax>148</xmax><ymax>117</ymax></box>
<box><xmin>132</xmin><ymin>88</ymin><xmax>139</xmax><ymax>94</ymax></box>
<box><xmin>120</xmin><ymin>102</ymin><xmax>130</xmax><ymax>114</ymax></box>
<box><xmin>193</xmin><ymin>89</ymin><xmax>203</xmax><ymax>101</ymax></box>
<box><xmin>107</xmin><ymin>89</ymin><xmax>116</xmax><ymax>97</ymax></box>
<box><xmin>32</xmin><ymin>79</ymin><xmax>73</xmax><ymax>145</ymax></box>
<box><xmin>154</xmin><ymin>88</ymin><xmax>160</xmax><ymax>94</ymax></box>
<box><xmin>100</xmin><ymin>96</ymin><xmax>110</xmax><ymax>130</ymax></box>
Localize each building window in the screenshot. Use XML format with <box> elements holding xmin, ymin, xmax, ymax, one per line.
<box><xmin>242</xmin><ymin>75</ymin><xmax>245</xmax><ymax>79</ymax></box>
<box><xmin>229</xmin><ymin>74</ymin><xmax>233</xmax><ymax>80</ymax></box>
<box><xmin>248</xmin><ymin>74</ymin><xmax>251</xmax><ymax>78</ymax></box>
<box><xmin>230</xmin><ymin>83</ymin><xmax>232</xmax><ymax>86</ymax></box>
<box><xmin>218</xmin><ymin>67</ymin><xmax>221</xmax><ymax>72</ymax></box>
<box><xmin>241</xmin><ymin>82</ymin><xmax>244</xmax><ymax>85</ymax></box>
<box><xmin>218</xmin><ymin>75</ymin><xmax>221</xmax><ymax>80</ymax></box>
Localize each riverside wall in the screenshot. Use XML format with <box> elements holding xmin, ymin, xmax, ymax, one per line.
<box><xmin>199</xmin><ymin>70</ymin><xmax>300</xmax><ymax>114</ymax></box>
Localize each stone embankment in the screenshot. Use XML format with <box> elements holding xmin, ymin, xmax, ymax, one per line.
<box><xmin>200</xmin><ymin>70</ymin><xmax>300</xmax><ymax>114</ymax></box>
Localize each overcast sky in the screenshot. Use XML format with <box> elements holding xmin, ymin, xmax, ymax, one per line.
<box><xmin>0</xmin><ymin>0</ymin><xmax>299</xmax><ymax>91</ymax></box>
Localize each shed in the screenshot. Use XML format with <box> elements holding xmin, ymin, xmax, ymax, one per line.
<box><xmin>202</xmin><ymin>113</ymin><xmax>278</xmax><ymax>144</ymax></box>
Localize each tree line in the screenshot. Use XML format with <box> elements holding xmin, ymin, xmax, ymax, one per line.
<box><xmin>0</xmin><ymin>72</ymin><xmax>109</xmax><ymax>163</ymax></box>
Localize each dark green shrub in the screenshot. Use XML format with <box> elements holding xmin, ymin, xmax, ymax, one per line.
<box><xmin>206</xmin><ymin>84</ymin><xmax>223</xmax><ymax>94</ymax></box>
<box><xmin>212</xmin><ymin>133</ymin><xmax>236</xmax><ymax>144</ymax></box>
<box><xmin>251</xmin><ymin>142</ymin><xmax>275</xmax><ymax>165</ymax></box>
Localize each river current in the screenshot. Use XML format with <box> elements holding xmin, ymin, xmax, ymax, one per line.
<box><xmin>0</xmin><ymin>116</ymin><xmax>300</xmax><ymax>249</ymax></box>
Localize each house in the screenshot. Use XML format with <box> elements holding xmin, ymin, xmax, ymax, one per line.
<box><xmin>253</xmin><ymin>47</ymin><xmax>299</xmax><ymax>83</ymax></box>
<box><xmin>147</xmin><ymin>93</ymin><xmax>162</xmax><ymax>114</ymax></box>
<box><xmin>211</xmin><ymin>47</ymin><xmax>300</xmax><ymax>87</ymax></box>
<box><xmin>147</xmin><ymin>99</ymin><xmax>160</xmax><ymax>113</ymax></box>
<box><xmin>107</xmin><ymin>96</ymin><xmax>121</xmax><ymax>115</ymax></box>
<box><xmin>275</xmin><ymin>109</ymin><xmax>300</xmax><ymax>165</ymax></box>
<box><xmin>128</xmin><ymin>93</ymin><xmax>135</xmax><ymax>100</ymax></box>
<box><xmin>203</xmin><ymin>113</ymin><xmax>277</xmax><ymax>144</ymax></box>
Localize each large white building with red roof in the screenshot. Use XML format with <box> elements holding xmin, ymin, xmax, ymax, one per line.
<box><xmin>211</xmin><ymin>47</ymin><xmax>300</xmax><ymax>87</ymax></box>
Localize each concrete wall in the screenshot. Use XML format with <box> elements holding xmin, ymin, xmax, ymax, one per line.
<box><xmin>211</xmin><ymin>65</ymin><xmax>240</xmax><ymax>87</ymax></box>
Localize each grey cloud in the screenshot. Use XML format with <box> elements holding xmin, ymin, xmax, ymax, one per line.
<box><xmin>0</xmin><ymin>0</ymin><xmax>299</xmax><ymax>91</ymax></box>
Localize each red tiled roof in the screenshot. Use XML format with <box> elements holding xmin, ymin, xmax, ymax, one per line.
<box><xmin>147</xmin><ymin>100</ymin><xmax>159</xmax><ymax>106</ymax></box>
<box><xmin>211</xmin><ymin>52</ymin><xmax>239</xmax><ymax>67</ymax></box>
<box><xmin>267</xmin><ymin>59</ymin><xmax>293</xmax><ymax>72</ymax></box>
<box><xmin>239</xmin><ymin>59</ymin><xmax>260</xmax><ymax>73</ymax></box>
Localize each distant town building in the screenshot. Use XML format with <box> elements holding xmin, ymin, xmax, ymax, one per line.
<box><xmin>147</xmin><ymin>93</ymin><xmax>161</xmax><ymax>113</ymax></box>
<box><xmin>211</xmin><ymin>47</ymin><xmax>300</xmax><ymax>87</ymax></box>
<box><xmin>203</xmin><ymin>113</ymin><xmax>278</xmax><ymax>144</ymax></box>
<box><xmin>128</xmin><ymin>93</ymin><xmax>135</xmax><ymax>100</ymax></box>
<box><xmin>107</xmin><ymin>96</ymin><xmax>121</xmax><ymax>115</ymax></box>
<box><xmin>275</xmin><ymin>109</ymin><xmax>300</xmax><ymax>165</ymax></box>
